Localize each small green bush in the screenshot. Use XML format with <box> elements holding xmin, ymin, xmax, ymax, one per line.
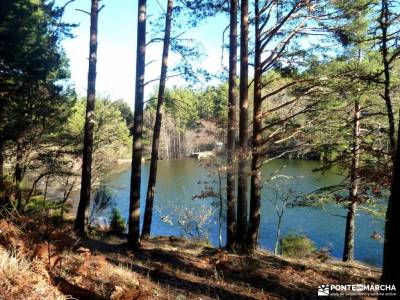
<box><xmin>25</xmin><ymin>196</ymin><xmax>59</xmax><ymax>213</ymax></box>
<box><xmin>280</xmin><ymin>234</ymin><xmax>316</xmax><ymax>258</ymax></box>
<box><xmin>109</xmin><ymin>207</ymin><xmax>126</xmax><ymax>235</ymax></box>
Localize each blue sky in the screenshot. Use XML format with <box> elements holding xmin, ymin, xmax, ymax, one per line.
<box><xmin>56</xmin><ymin>0</ymin><xmax>229</xmax><ymax>105</ymax></box>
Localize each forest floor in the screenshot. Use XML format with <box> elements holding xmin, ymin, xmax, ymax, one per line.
<box><xmin>0</xmin><ymin>215</ymin><xmax>381</xmax><ymax>300</ymax></box>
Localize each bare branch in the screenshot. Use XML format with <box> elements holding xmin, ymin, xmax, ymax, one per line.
<box><xmin>75</xmin><ymin>8</ymin><xmax>91</xmax><ymax>16</ymax></box>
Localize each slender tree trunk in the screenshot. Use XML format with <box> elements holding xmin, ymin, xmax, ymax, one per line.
<box><xmin>165</xmin><ymin>130</ymin><xmax>170</xmax><ymax>159</ymax></box>
<box><xmin>274</xmin><ymin>212</ymin><xmax>283</xmax><ymax>256</ymax></box>
<box><xmin>218</xmin><ymin>170</ymin><xmax>223</xmax><ymax>248</ymax></box>
<box><xmin>247</xmin><ymin>0</ymin><xmax>262</xmax><ymax>251</ymax></box>
<box><xmin>43</xmin><ymin>175</ymin><xmax>50</xmax><ymax>202</ymax></box>
<box><xmin>15</xmin><ymin>140</ymin><xmax>23</xmax><ymax>210</ymax></box>
<box><xmin>180</xmin><ymin>132</ymin><xmax>183</xmax><ymax>157</ymax></box>
<box><xmin>74</xmin><ymin>0</ymin><xmax>100</xmax><ymax>237</ymax></box>
<box><xmin>177</xmin><ymin>134</ymin><xmax>180</xmax><ymax>158</ymax></box>
<box><xmin>343</xmin><ymin>201</ymin><xmax>357</xmax><ymax>261</ymax></box>
<box><xmin>226</xmin><ymin>0</ymin><xmax>238</xmax><ymax>250</ymax></box>
<box><xmin>141</xmin><ymin>0</ymin><xmax>173</xmax><ymax>240</ymax></box>
<box><xmin>128</xmin><ymin>0</ymin><xmax>147</xmax><ymax>247</ymax></box>
<box><xmin>175</xmin><ymin>136</ymin><xmax>177</xmax><ymax>158</ymax></box>
<box><xmin>177</xmin><ymin>133</ymin><xmax>180</xmax><ymax>158</ymax></box>
<box><xmin>380</xmin><ymin>0</ymin><xmax>395</xmax><ymax>156</ymax></box>
<box><xmin>26</xmin><ymin>173</ymin><xmax>47</xmax><ymax>204</ymax></box>
<box><xmin>379</xmin><ymin>1</ymin><xmax>400</xmax><ymax>291</ymax></box>
<box><xmin>343</xmin><ymin>99</ymin><xmax>361</xmax><ymax>262</ymax></box>
<box><xmin>380</xmin><ymin>117</ymin><xmax>400</xmax><ymax>292</ymax></box>
<box><xmin>236</xmin><ymin>0</ymin><xmax>249</xmax><ymax>249</ymax></box>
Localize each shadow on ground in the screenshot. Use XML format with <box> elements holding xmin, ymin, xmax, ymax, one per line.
<box><xmin>80</xmin><ymin>235</ymin><xmax>380</xmax><ymax>300</ymax></box>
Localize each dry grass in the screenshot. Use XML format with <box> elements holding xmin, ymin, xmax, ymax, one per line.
<box><xmin>0</xmin><ymin>215</ymin><xmax>382</xmax><ymax>300</ymax></box>
<box><xmin>83</xmin><ymin>235</ymin><xmax>381</xmax><ymax>300</ymax></box>
<box><xmin>53</xmin><ymin>250</ymin><xmax>146</xmax><ymax>299</ymax></box>
<box><xmin>0</xmin><ymin>247</ymin><xmax>66</xmax><ymax>300</ymax></box>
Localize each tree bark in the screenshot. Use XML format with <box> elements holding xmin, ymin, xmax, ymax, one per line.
<box><xmin>380</xmin><ymin>0</ymin><xmax>395</xmax><ymax>156</ymax></box>
<box><xmin>226</xmin><ymin>0</ymin><xmax>238</xmax><ymax>250</ymax></box>
<box><xmin>343</xmin><ymin>201</ymin><xmax>357</xmax><ymax>261</ymax></box>
<box><xmin>379</xmin><ymin>1</ymin><xmax>400</xmax><ymax>291</ymax></box>
<box><xmin>128</xmin><ymin>0</ymin><xmax>147</xmax><ymax>247</ymax></box>
<box><xmin>380</xmin><ymin>116</ymin><xmax>400</xmax><ymax>291</ymax></box>
<box><xmin>247</xmin><ymin>0</ymin><xmax>262</xmax><ymax>251</ymax></box>
<box><xmin>236</xmin><ymin>0</ymin><xmax>249</xmax><ymax>248</ymax></box>
<box><xmin>343</xmin><ymin>99</ymin><xmax>361</xmax><ymax>262</ymax></box>
<box><xmin>74</xmin><ymin>0</ymin><xmax>100</xmax><ymax>237</ymax></box>
<box><xmin>141</xmin><ymin>0</ymin><xmax>173</xmax><ymax>240</ymax></box>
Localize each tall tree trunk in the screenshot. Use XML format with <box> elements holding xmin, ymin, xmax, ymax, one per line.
<box><xmin>379</xmin><ymin>1</ymin><xmax>400</xmax><ymax>291</ymax></box>
<box><xmin>128</xmin><ymin>0</ymin><xmax>147</xmax><ymax>247</ymax></box>
<box><xmin>141</xmin><ymin>0</ymin><xmax>173</xmax><ymax>240</ymax></box>
<box><xmin>247</xmin><ymin>0</ymin><xmax>262</xmax><ymax>251</ymax></box>
<box><xmin>343</xmin><ymin>99</ymin><xmax>361</xmax><ymax>262</ymax></box>
<box><xmin>15</xmin><ymin>140</ymin><xmax>23</xmax><ymax>210</ymax></box>
<box><xmin>380</xmin><ymin>117</ymin><xmax>400</xmax><ymax>292</ymax></box>
<box><xmin>226</xmin><ymin>0</ymin><xmax>238</xmax><ymax>250</ymax></box>
<box><xmin>236</xmin><ymin>0</ymin><xmax>249</xmax><ymax>248</ymax></box>
<box><xmin>74</xmin><ymin>0</ymin><xmax>100</xmax><ymax>237</ymax></box>
<box><xmin>380</xmin><ymin>0</ymin><xmax>395</xmax><ymax>156</ymax></box>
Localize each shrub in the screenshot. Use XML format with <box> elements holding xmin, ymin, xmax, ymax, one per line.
<box><xmin>315</xmin><ymin>247</ymin><xmax>331</xmax><ymax>262</ymax></box>
<box><xmin>158</xmin><ymin>204</ymin><xmax>213</xmax><ymax>241</ymax></box>
<box><xmin>0</xmin><ymin>248</ymin><xmax>66</xmax><ymax>300</ymax></box>
<box><xmin>280</xmin><ymin>234</ymin><xmax>316</xmax><ymax>258</ymax></box>
<box><xmin>88</xmin><ymin>185</ymin><xmax>114</xmax><ymax>226</ymax></box>
<box><xmin>25</xmin><ymin>196</ymin><xmax>59</xmax><ymax>214</ymax></box>
<box><xmin>109</xmin><ymin>207</ymin><xmax>126</xmax><ymax>235</ymax></box>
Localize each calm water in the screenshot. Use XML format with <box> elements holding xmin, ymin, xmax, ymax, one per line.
<box><xmin>93</xmin><ymin>158</ymin><xmax>384</xmax><ymax>266</ymax></box>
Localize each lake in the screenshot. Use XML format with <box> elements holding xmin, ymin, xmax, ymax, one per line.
<box><xmin>90</xmin><ymin>158</ymin><xmax>384</xmax><ymax>267</ymax></box>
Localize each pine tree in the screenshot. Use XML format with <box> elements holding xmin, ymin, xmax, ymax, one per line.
<box><xmin>236</xmin><ymin>0</ymin><xmax>249</xmax><ymax>249</ymax></box>
<box><xmin>142</xmin><ymin>0</ymin><xmax>174</xmax><ymax>240</ymax></box>
<box><xmin>226</xmin><ymin>0</ymin><xmax>238</xmax><ymax>250</ymax></box>
<box><xmin>247</xmin><ymin>0</ymin><xmax>262</xmax><ymax>250</ymax></box>
<box><xmin>75</xmin><ymin>0</ymin><xmax>102</xmax><ymax>237</ymax></box>
<box><xmin>128</xmin><ymin>0</ymin><xmax>147</xmax><ymax>247</ymax></box>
